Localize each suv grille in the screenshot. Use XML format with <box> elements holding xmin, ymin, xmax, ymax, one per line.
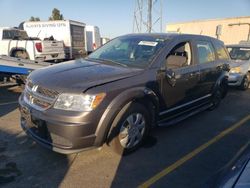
<box><xmin>24</xmin><ymin>80</ymin><xmax>59</xmax><ymax>110</ymax></box>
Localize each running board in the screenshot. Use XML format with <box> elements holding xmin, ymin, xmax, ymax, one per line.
<box><xmin>157</xmin><ymin>103</ymin><xmax>213</xmax><ymax>127</ymax></box>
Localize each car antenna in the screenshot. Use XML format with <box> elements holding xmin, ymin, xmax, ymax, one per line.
<box><xmin>36</xmin><ymin>30</ymin><xmax>41</xmax><ymax>38</ymax></box>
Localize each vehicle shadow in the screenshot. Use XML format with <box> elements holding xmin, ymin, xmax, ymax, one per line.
<box><xmin>0</xmin><ymin>85</ymin><xmax>249</xmax><ymax>187</ymax></box>
<box><xmin>0</xmin><ymin>85</ymin><xmax>72</xmax><ymax>187</ymax></box>
<box><xmin>0</xmin><ymin>129</ymin><xmax>75</xmax><ymax>187</ymax></box>
<box><xmin>0</xmin><ymin>85</ymin><xmax>21</xmax><ymax>117</ymax></box>
<box><xmin>109</xmin><ymin>89</ymin><xmax>250</xmax><ymax>188</ymax></box>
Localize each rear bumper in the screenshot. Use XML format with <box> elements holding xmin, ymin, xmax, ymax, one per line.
<box><xmin>35</xmin><ymin>53</ymin><xmax>66</xmax><ymax>62</ymax></box>
<box><xmin>19</xmin><ymin>95</ymin><xmax>100</xmax><ymax>154</ymax></box>
<box><xmin>228</xmin><ymin>73</ymin><xmax>244</xmax><ymax>86</ymax></box>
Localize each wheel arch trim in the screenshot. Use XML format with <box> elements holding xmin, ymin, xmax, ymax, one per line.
<box><xmin>9</xmin><ymin>47</ymin><xmax>30</xmax><ymax>59</ymax></box>
<box><xmin>93</xmin><ymin>87</ymin><xmax>159</xmax><ymax>146</ymax></box>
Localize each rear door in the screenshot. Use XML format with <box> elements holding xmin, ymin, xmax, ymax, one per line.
<box><xmin>86</xmin><ymin>31</ymin><xmax>93</xmax><ymax>52</ymax></box>
<box><xmin>195</xmin><ymin>40</ymin><xmax>220</xmax><ymax>95</ymax></box>
<box><xmin>70</xmin><ymin>24</ymin><xmax>86</xmax><ymax>57</ymax></box>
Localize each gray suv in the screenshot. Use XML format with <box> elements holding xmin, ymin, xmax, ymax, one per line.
<box><xmin>19</xmin><ymin>34</ymin><xmax>230</xmax><ymax>155</ymax></box>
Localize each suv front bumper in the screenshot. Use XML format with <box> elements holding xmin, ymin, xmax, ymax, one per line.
<box><xmin>19</xmin><ymin>94</ymin><xmax>100</xmax><ymax>154</ymax></box>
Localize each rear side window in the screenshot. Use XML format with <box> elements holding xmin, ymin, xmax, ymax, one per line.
<box><xmin>2</xmin><ymin>30</ymin><xmax>28</xmax><ymax>40</ymax></box>
<box><xmin>214</xmin><ymin>42</ymin><xmax>229</xmax><ymax>60</ymax></box>
<box><xmin>2</xmin><ymin>30</ymin><xmax>13</xmax><ymax>39</ymax></box>
<box><xmin>196</xmin><ymin>41</ymin><xmax>215</xmax><ymax>64</ymax></box>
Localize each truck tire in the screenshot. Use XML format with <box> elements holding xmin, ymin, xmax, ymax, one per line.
<box><xmin>239</xmin><ymin>74</ymin><xmax>249</xmax><ymax>90</ymax></box>
<box><xmin>12</xmin><ymin>50</ymin><xmax>29</xmax><ymax>60</ymax></box>
<box><xmin>107</xmin><ymin>103</ymin><xmax>150</xmax><ymax>155</ymax></box>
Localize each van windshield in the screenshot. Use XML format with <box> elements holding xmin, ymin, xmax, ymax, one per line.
<box><xmin>87</xmin><ymin>36</ymin><xmax>166</xmax><ymax>68</ymax></box>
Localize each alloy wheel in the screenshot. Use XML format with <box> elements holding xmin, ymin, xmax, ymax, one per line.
<box><xmin>118</xmin><ymin>113</ymin><xmax>146</xmax><ymax>149</ymax></box>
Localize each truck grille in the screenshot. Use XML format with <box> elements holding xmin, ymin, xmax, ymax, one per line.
<box><xmin>24</xmin><ymin>80</ymin><xmax>59</xmax><ymax>110</ymax></box>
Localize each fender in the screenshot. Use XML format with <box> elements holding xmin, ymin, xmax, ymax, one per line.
<box><xmin>93</xmin><ymin>87</ymin><xmax>159</xmax><ymax>146</ymax></box>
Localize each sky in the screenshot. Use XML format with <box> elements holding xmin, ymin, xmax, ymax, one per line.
<box><xmin>0</xmin><ymin>0</ymin><xmax>250</xmax><ymax>38</ymax></box>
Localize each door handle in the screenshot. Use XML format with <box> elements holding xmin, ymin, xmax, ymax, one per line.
<box><xmin>189</xmin><ymin>72</ymin><xmax>200</xmax><ymax>77</ymax></box>
<box><xmin>216</xmin><ymin>65</ymin><xmax>223</xmax><ymax>71</ymax></box>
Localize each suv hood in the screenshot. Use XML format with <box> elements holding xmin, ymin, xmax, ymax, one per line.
<box><xmin>29</xmin><ymin>59</ymin><xmax>143</xmax><ymax>93</ymax></box>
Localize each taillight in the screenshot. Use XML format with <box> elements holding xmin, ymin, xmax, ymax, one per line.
<box><xmin>93</xmin><ymin>43</ymin><xmax>96</xmax><ymax>50</ymax></box>
<box><xmin>35</xmin><ymin>42</ymin><xmax>42</xmax><ymax>52</ymax></box>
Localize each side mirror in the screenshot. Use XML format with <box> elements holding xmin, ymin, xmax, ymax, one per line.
<box><xmin>165</xmin><ymin>69</ymin><xmax>175</xmax><ymax>79</ymax></box>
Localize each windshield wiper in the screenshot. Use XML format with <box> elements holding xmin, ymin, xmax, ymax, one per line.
<box><xmin>87</xmin><ymin>57</ymin><xmax>128</xmax><ymax>68</ymax></box>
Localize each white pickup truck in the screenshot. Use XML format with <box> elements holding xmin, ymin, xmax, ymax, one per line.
<box><xmin>0</xmin><ymin>27</ymin><xmax>65</xmax><ymax>62</ymax></box>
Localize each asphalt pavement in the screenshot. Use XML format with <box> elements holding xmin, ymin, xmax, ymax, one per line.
<box><xmin>0</xmin><ymin>84</ymin><xmax>250</xmax><ymax>188</ymax></box>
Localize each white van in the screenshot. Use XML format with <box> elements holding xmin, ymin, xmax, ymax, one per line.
<box><xmin>86</xmin><ymin>25</ymin><xmax>101</xmax><ymax>54</ymax></box>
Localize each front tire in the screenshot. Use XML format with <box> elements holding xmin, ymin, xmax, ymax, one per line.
<box><xmin>107</xmin><ymin>103</ymin><xmax>150</xmax><ymax>155</ymax></box>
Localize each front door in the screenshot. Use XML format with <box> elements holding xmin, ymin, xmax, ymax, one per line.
<box><xmin>160</xmin><ymin>40</ymin><xmax>200</xmax><ymax>111</ymax></box>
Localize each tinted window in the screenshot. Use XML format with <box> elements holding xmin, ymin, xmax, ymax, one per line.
<box><xmin>2</xmin><ymin>30</ymin><xmax>28</xmax><ymax>40</ymax></box>
<box><xmin>214</xmin><ymin>42</ymin><xmax>229</xmax><ymax>60</ymax></box>
<box><xmin>197</xmin><ymin>41</ymin><xmax>215</xmax><ymax>64</ymax></box>
<box><xmin>166</xmin><ymin>42</ymin><xmax>192</xmax><ymax>69</ymax></box>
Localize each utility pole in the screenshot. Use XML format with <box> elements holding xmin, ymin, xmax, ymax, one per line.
<box><xmin>148</xmin><ymin>0</ymin><xmax>152</xmax><ymax>33</ymax></box>
<box><xmin>133</xmin><ymin>0</ymin><xmax>162</xmax><ymax>33</ymax></box>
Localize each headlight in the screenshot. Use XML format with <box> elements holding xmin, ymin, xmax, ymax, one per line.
<box><xmin>230</xmin><ymin>67</ymin><xmax>242</xmax><ymax>73</ymax></box>
<box><xmin>54</xmin><ymin>93</ymin><xmax>106</xmax><ymax>111</ymax></box>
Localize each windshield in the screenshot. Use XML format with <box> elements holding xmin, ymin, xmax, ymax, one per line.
<box><xmin>87</xmin><ymin>35</ymin><xmax>166</xmax><ymax>68</ymax></box>
<box><xmin>227</xmin><ymin>47</ymin><xmax>250</xmax><ymax>61</ymax></box>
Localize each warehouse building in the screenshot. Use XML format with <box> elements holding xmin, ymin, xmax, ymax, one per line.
<box><xmin>166</xmin><ymin>16</ymin><xmax>250</xmax><ymax>44</ymax></box>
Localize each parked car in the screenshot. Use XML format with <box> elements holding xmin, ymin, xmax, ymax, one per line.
<box><xmin>0</xmin><ymin>27</ymin><xmax>65</xmax><ymax>62</ymax></box>
<box><xmin>19</xmin><ymin>34</ymin><xmax>230</xmax><ymax>155</ymax></box>
<box><xmin>226</xmin><ymin>44</ymin><xmax>250</xmax><ymax>90</ymax></box>
<box><xmin>207</xmin><ymin>141</ymin><xmax>250</xmax><ymax>188</ymax></box>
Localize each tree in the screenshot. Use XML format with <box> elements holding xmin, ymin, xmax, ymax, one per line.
<box><xmin>49</xmin><ymin>8</ymin><xmax>64</xmax><ymax>20</ymax></box>
<box><xmin>29</xmin><ymin>16</ymin><xmax>40</xmax><ymax>21</ymax></box>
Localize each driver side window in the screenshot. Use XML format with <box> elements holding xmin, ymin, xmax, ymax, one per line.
<box><xmin>165</xmin><ymin>42</ymin><xmax>192</xmax><ymax>69</ymax></box>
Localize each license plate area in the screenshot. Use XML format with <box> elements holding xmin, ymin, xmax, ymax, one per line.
<box><xmin>20</xmin><ymin>106</ymin><xmax>48</xmax><ymax>139</ymax></box>
<box><xmin>31</xmin><ymin>117</ymin><xmax>48</xmax><ymax>139</ymax></box>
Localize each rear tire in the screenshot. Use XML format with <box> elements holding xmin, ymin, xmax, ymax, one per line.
<box><xmin>107</xmin><ymin>103</ymin><xmax>150</xmax><ymax>155</ymax></box>
<box><xmin>239</xmin><ymin>74</ymin><xmax>249</xmax><ymax>90</ymax></box>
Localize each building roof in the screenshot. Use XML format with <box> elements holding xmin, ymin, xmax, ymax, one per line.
<box><xmin>167</xmin><ymin>16</ymin><xmax>250</xmax><ymax>25</ymax></box>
